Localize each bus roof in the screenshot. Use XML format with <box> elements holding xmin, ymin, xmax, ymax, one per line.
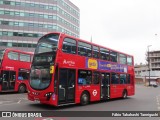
<box><xmin>0</xmin><ymin>48</ymin><xmax>34</xmax><ymax>55</ymax></box>
<box><xmin>43</xmin><ymin>32</ymin><xmax>134</xmax><ymax>57</ymax></box>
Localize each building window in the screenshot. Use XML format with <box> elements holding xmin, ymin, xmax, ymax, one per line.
<box><xmin>44</xmin><ymin>15</ymin><xmax>48</xmax><ymax>19</ymax></box>
<box><xmin>48</xmin><ymin>6</ymin><xmax>53</xmax><ymax>10</ymax></box>
<box><xmin>0</xmin><ymin>10</ymin><xmax>4</xmax><ymax>14</ymax></box>
<box><xmin>15</xmin><ymin>12</ymin><xmax>20</xmax><ymax>16</ymax></box>
<box><xmin>19</xmin><ymin>22</ymin><xmax>24</xmax><ymax>26</ymax></box>
<box><xmin>8</xmin><ymin>32</ymin><xmax>13</xmax><ymax>36</ymax></box>
<box><xmin>29</xmin><ymin>13</ymin><xmax>34</xmax><ymax>17</ymax></box>
<box><xmin>78</xmin><ymin>70</ymin><xmax>92</xmax><ymax>85</ymax></box>
<box><xmin>38</xmin><ymin>24</ymin><xmax>44</xmax><ymax>28</ymax></box>
<box><xmin>7</xmin><ymin>42</ymin><xmax>12</xmax><ymax>47</ymax></box>
<box><xmin>15</xmin><ymin>2</ymin><xmax>21</xmax><ymax>6</ymax></box>
<box><xmin>20</xmin><ymin>12</ymin><xmax>25</xmax><ymax>16</ymax></box>
<box><xmin>39</xmin><ymin>4</ymin><xmax>45</xmax><ymax>9</ymax></box>
<box><xmin>1</xmin><ymin>21</ymin><xmax>9</xmax><ymax>25</ymax></box>
<box><xmin>30</xmin><ymin>3</ymin><xmax>35</xmax><ymax>7</ymax></box>
<box><xmin>4</xmin><ymin>11</ymin><xmax>10</xmax><ymax>15</ymax></box>
<box><xmin>47</xmin><ymin>25</ymin><xmax>53</xmax><ymax>29</ymax></box>
<box><xmin>14</xmin><ymin>22</ymin><xmax>19</xmax><ymax>26</ymax></box>
<box><xmin>0</xmin><ymin>1</ymin><xmax>3</xmax><ymax>4</ymax></box>
<box><xmin>2</xmin><ymin>31</ymin><xmax>8</xmax><ymax>36</ymax></box>
<box><xmin>10</xmin><ymin>1</ymin><xmax>15</xmax><ymax>5</ymax></box>
<box><xmin>4</xmin><ymin>1</ymin><xmax>11</xmax><ymax>5</ymax></box>
<box><xmin>28</xmin><ymin>23</ymin><xmax>34</xmax><ymax>27</ymax></box>
<box><xmin>39</xmin><ymin>14</ymin><xmax>44</xmax><ymax>18</ymax></box>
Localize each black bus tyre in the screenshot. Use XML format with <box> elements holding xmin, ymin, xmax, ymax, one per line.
<box><xmin>18</xmin><ymin>84</ymin><xmax>26</xmax><ymax>93</ymax></box>
<box><xmin>80</xmin><ymin>92</ymin><xmax>89</xmax><ymax>106</ymax></box>
<box><xmin>122</xmin><ymin>90</ymin><xmax>127</xmax><ymax>99</ymax></box>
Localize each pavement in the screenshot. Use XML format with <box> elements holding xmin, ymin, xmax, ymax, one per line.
<box><xmin>0</xmin><ymin>84</ymin><xmax>159</xmax><ymax>120</ymax></box>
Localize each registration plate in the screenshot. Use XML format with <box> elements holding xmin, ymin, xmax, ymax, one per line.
<box><xmin>34</xmin><ymin>98</ymin><xmax>40</xmax><ymax>103</ymax></box>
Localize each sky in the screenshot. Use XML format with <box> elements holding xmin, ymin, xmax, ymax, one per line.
<box><xmin>70</xmin><ymin>0</ymin><xmax>160</xmax><ymax>65</ymax></box>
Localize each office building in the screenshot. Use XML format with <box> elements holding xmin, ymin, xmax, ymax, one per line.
<box><xmin>135</xmin><ymin>50</ymin><xmax>160</xmax><ymax>85</ymax></box>
<box><xmin>0</xmin><ymin>0</ymin><xmax>80</xmax><ymax>51</ymax></box>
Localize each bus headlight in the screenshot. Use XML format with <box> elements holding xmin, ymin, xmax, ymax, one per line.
<box><xmin>44</xmin><ymin>92</ymin><xmax>53</xmax><ymax>100</ymax></box>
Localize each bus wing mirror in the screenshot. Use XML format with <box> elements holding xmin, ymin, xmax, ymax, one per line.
<box><xmin>59</xmin><ymin>85</ymin><xmax>62</xmax><ymax>88</ymax></box>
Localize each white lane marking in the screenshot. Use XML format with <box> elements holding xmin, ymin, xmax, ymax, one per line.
<box><xmin>17</xmin><ymin>100</ymin><xmax>21</xmax><ymax>104</ymax></box>
<box><xmin>0</xmin><ymin>101</ymin><xmax>12</xmax><ymax>104</ymax></box>
<box><xmin>0</xmin><ymin>102</ymin><xmax>19</xmax><ymax>106</ymax></box>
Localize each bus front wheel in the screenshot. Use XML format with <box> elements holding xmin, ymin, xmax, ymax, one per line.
<box><xmin>18</xmin><ymin>84</ymin><xmax>26</xmax><ymax>93</ymax></box>
<box><xmin>80</xmin><ymin>92</ymin><xmax>89</xmax><ymax>106</ymax></box>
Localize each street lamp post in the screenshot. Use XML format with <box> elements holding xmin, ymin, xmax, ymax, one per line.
<box><xmin>147</xmin><ymin>45</ymin><xmax>152</xmax><ymax>86</ymax></box>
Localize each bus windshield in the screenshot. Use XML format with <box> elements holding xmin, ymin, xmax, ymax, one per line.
<box><xmin>30</xmin><ymin>33</ymin><xmax>59</xmax><ymax>90</ymax></box>
<box><xmin>0</xmin><ymin>50</ymin><xmax>4</xmax><ymax>66</ymax></box>
<box><xmin>30</xmin><ymin>65</ymin><xmax>51</xmax><ymax>90</ymax></box>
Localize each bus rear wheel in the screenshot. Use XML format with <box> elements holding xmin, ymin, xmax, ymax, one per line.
<box><xmin>18</xmin><ymin>84</ymin><xmax>26</xmax><ymax>93</ymax></box>
<box><xmin>80</xmin><ymin>92</ymin><xmax>89</xmax><ymax>106</ymax></box>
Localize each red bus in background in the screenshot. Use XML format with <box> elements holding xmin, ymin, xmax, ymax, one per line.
<box><xmin>0</xmin><ymin>48</ymin><xmax>33</xmax><ymax>93</ymax></box>
<box><xmin>28</xmin><ymin>32</ymin><xmax>135</xmax><ymax>106</ymax></box>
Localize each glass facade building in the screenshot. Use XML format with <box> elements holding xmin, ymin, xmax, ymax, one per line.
<box><xmin>0</xmin><ymin>0</ymin><xmax>80</xmax><ymax>51</ymax></box>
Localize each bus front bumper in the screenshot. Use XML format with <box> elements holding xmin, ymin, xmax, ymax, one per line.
<box><xmin>28</xmin><ymin>91</ymin><xmax>57</xmax><ymax>106</ymax></box>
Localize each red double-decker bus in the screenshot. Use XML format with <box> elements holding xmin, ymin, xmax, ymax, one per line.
<box><xmin>28</xmin><ymin>32</ymin><xmax>135</xmax><ymax>106</ymax></box>
<box><xmin>0</xmin><ymin>48</ymin><xmax>33</xmax><ymax>93</ymax></box>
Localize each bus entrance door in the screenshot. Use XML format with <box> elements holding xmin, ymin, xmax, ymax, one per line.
<box><xmin>58</xmin><ymin>69</ymin><xmax>75</xmax><ymax>105</ymax></box>
<box><xmin>1</xmin><ymin>71</ymin><xmax>16</xmax><ymax>91</ymax></box>
<box><xmin>101</xmin><ymin>73</ymin><xmax>110</xmax><ymax>100</ymax></box>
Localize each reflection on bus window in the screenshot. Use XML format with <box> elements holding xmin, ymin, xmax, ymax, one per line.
<box><xmin>78</xmin><ymin>42</ymin><xmax>92</xmax><ymax>57</ymax></box>
<box><xmin>127</xmin><ymin>56</ymin><xmax>133</xmax><ymax>65</ymax></box>
<box><xmin>30</xmin><ymin>66</ymin><xmax>51</xmax><ymax>90</ymax></box>
<box><xmin>120</xmin><ymin>74</ymin><xmax>127</xmax><ymax>84</ymax></box>
<box><xmin>78</xmin><ymin>70</ymin><xmax>92</xmax><ymax>85</ymax></box>
<box><xmin>18</xmin><ymin>69</ymin><xmax>29</xmax><ymax>80</ymax></box>
<box><xmin>8</xmin><ymin>52</ymin><xmax>18</xmax><ymax>60</ymax></box>
<box><xmin>62</xmin><ymin>38</ymin><xmax>77</xmax><ymax>54</ymax></box>
<box><xmin>111</xmin><ymin>73</ymin><xmax>119</xmax><ymax>84</ymax></box>
<box><xmin>127</xmin><ymin>74</ymin><xmax>131</xmax><ymax>84</ymax></box>
<box><xmin>110</xmin><ymin>51</ymin><xmax>117</xmax><ymax>62</ymax></box>
<box><xmin>93</xmin><ymin>46</ymin><xmax>99</xmax><ymax>58</ymax></box>
<box><xmin>0</xmin><ymin>50</ymin><xmax>4</xmax><ymax>65</ymax></box>
<box><xmin>100</xmin><ymin>48</ymin><xmax>110</xmax><ymax>61</ymax></box>
<box><xmin>36</xmin><ymin>43</ymin><xmax>54</xmax><ymax>53</ymax></box>
<box><xmin>20</xmin><ymin>54</ymin><xmax>31</xmax><ymax>62</ymax></box>
<box><xmin>93</xmin><ymin>72</ymin><xmax>100</xmax><ymax>84</ymax></box>
<box><xmin>35</xmin><ymin>34</ymin><xmax>59</xmax><ymax>54</ymax></box>
<box><xmin>119</xmin><ymin>54</ymin><xmax>127</xmax><ymax>64</ymax></box>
